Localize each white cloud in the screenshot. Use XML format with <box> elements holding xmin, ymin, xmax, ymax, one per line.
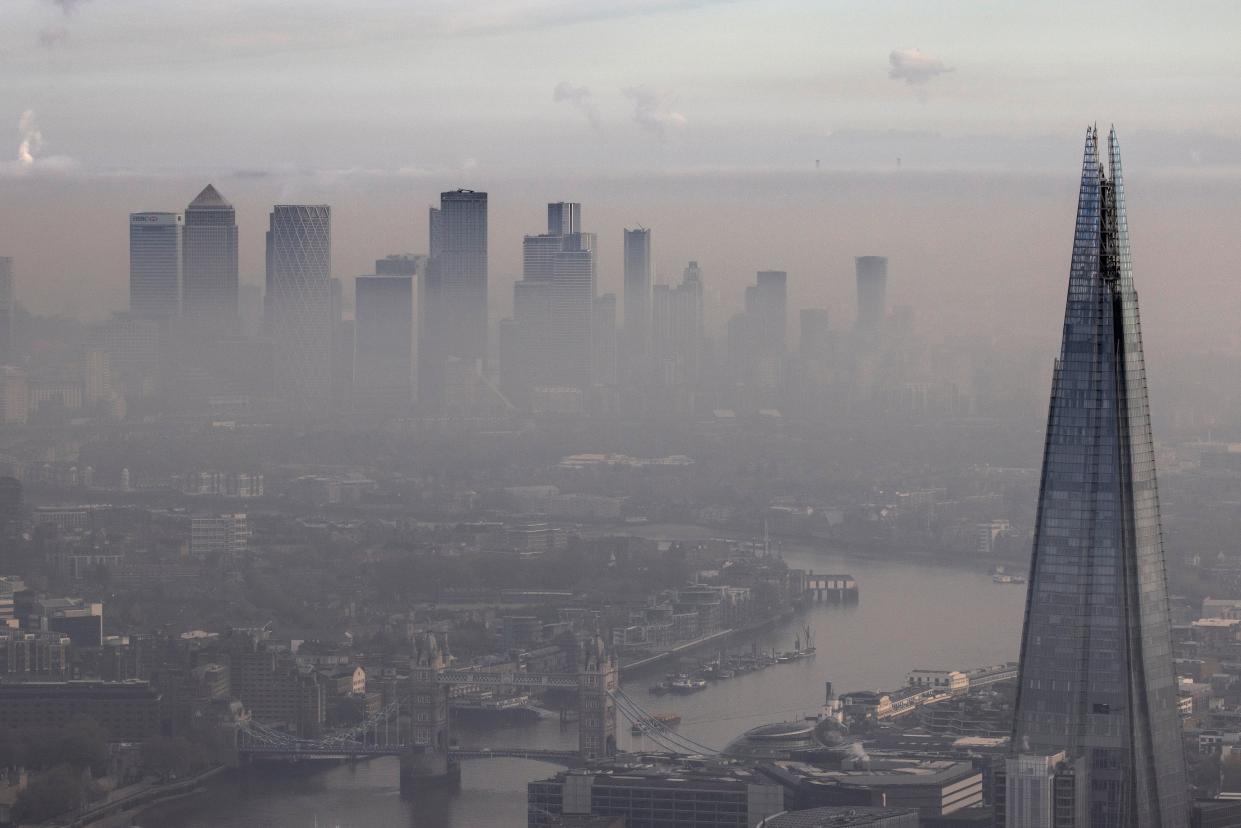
<box><xmin>1</xmin><ymin>110</ymin><xmax>77</xmax><ymax>177</ymax></box>
<box><xmin>553</xmin><ymin>82</ymin><xmax>601</xmax><ymax>128</ymax></box>
<box><xmin>624</xmin><ymin>86</ymin><xmax>687</xmax><ymax>138</ymax></box>
<box><xmin>888</xmin><ymin>47</ymin><xmax>952</xmax><ymax>85</ymax></box>
<box><xmin>18</xmin><ymin>110</ymin><xmax>42</xmax><ymax>166</ymax></box>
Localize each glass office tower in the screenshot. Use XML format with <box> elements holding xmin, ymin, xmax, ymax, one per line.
<box><xmin>266</xmin><ymin>205</ymin><xmax>332</xmax><ymax>411</ymax></box>
<box><xmin>1011</xmin><ymin>127</ymin><xmax>1188</xmax><ymax>827</ymax></box>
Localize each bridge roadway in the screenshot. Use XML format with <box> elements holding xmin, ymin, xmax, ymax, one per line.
<box><xmin>239</xmin><ymin>744</ymin><xmax>579</xmax><ymax>765</ymax></box>
<box><xmin>238</xmin><ymin>661</ymin><xmax>1018</xmax><ymax>757</ymax></box>
<box><xmin>435</xmin><ymin>669</ymin><xmax>581</xmax><ymax>689</ymax></box>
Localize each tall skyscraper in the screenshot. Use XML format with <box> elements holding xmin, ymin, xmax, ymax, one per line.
<box><xmin>592</xmin><ymin>293</ymin><xmax>618</xmax><ymax>387</ymax></box>
<box><xmin>623</xmin><ymin>228</ymin><xmax>652</xmax><ymax>373</ymax></box>
<box><xmin>129</xmin><ymin>212</ymin><xmax>183</xmax><ymax>318</ymax></box>
<box><xmin>354</xmin><ymin>274</ymin><xmax>413</xmax><ymax>415</ymax></box>
<box><xmin>182</xmin><ymin>184</ymin><xmax>239</xmax><ymax>332</ymax></box>
<box><xmin>420</xmin><ymin>190</ymin><xmax>487</xmax><ymax>410</ymax></box>
<box><xmin>0</xmin><ymin>257</ymin><xmax>13</xmax><ymax>365</ymax></box>
<box><xmin>548</xmin><ymin>202</ymin><xmax>581</xmax><ymax>236</ymax></box>
<box><xmin>266</xmin><ymin>205</ymin><xmax>332</xmax><ymax>411</ymax></box>
<box><xmin>799</xmin><ymin>308</ymin><xmax>830</xmax><ymax>361</ymax></box>
<box><xmin>651</xmin><ymin>264</ymin><xmax>704</xmax><ymax>388</ymax></box>
<box><xmin>1010</xmin><ymin>127</ymin><xmax>1189</xmax><ymax>828</ymax></box>
<box><xmin>511</xmin><ymin>203</ymin><xmax>596</xmax><ymax>393</ymax></box>
<box><xmin>752</xmin><ymin>270</ymin><xmax>787</xmax><ymax>357</ymax></box>
<box><xmin>376</xmin><ymin>254</ymin><xmax>425</xmax><ymax>278</ymax></box>
<box><xmin>99</xmin><ymin>314</ymin><xmax>161</xmax><ymax>400</ymax></box>
<box><xmin>855</xmin><ymin>255</ymin><xmax>887</xmax><ymax>334</ymax></box>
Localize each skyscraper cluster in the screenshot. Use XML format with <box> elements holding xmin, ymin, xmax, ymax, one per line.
<box><xmin>28</xmin><ymin>182</ymin><xmax>926</xmax><ymax>423</ymax></box>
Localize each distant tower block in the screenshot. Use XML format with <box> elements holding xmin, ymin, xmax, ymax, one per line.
<box><xmin>129</xmin><ymin>212</ymin><xmax>183</xmax><ymax>319</ymax></box>
<box><xmin>854</xmin><ymin>255</ymin><xmax>887</xmax><ymax>335</ymax></box>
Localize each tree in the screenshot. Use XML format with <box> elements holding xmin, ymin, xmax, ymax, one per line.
<box><xmin>142</xmin><ymin>737</ymin><xmax>205</xmax><ymax>780</ymax></box>
<box><xmin>13</xmin><ymin>763</ymin><xmax>85</xmax><ymax>823</ymax></box>
<box><xmin>58</xmin><ymin>717</ymin><xmax>109</xmax><ymax>776</ymax></box>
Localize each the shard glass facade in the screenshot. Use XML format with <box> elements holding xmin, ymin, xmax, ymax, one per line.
<box><xmin>1012</xmin><ymin>127</ymin><xmax>1188</xmax><ymax>827</ymax></box>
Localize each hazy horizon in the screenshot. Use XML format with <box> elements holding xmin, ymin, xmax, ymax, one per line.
<box><xmin>4</xmin><ymin>1</ymin><xmax>1241</xmax><ymax>360</ymax></box>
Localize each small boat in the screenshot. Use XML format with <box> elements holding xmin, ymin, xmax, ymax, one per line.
<box><xmin>800</xmin><ymin>625</ymin><xmax>817</xmax><ymax>656</ymax></box>
<box><xmin>632</xmin><ymin>712</ymin><xmax>682</xmax><ymax>734</ymax></box>
<box><xmin>668</xmin><ymin>676</ymin><xmax>707</xmax><ymax>694</ymax></box>
<box><xmin>649</xmin><ymin>683</ymin><xmax>668</xmax><ymax>695</ymax></box>
<box><xmin>992</xmin><ymin>566</ymin><xmax>1027</xmax><ymax>584</ymax></box>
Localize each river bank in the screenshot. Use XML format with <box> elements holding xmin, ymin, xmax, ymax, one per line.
<box><xmin>145</xmin><ymin>548</ymin><xmax>1026</xmax><ymax>828</ymax></box>
<box><xmin>619</xmin><ymin>606</ymin><xmax>798</xmax><ymax>676</ymax></box>
<box><xmin>45</xmin><ymin>766</ymin><xmax>228</xmax><ymax>828</ymax></box>
<box><xmin>600</xmin><ymin>521</ymin><xmax>1028</xmax><ymax>575</ymax></box>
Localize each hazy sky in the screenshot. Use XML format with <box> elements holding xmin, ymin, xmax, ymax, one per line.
<box><xmin>2</xmin><ymin>0</ymin><xmax>1241</xmax><ymax>356</ymax></box>
<box><xmin>6</xmin><ymin>0</ymin><xmax>1241</xmax><ymax>176</ymax></box>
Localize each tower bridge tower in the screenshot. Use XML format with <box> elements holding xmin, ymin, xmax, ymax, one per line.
<box><xmin>577</xmin><ymin>634</ymin><xmax>618</xmax><ymax>760</ymax></box>
<box><xmin>402</xmin><ymin>631</ymin><xmax>459</xmax><ymax>795</ymax></box>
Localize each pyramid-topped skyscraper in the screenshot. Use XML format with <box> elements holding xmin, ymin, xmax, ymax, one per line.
<box><xmin>1008</xmin><ymin>127</ymin><xmax>1188</xmax><ymax>827</ymax></box>
<box><xmin>183</xmin><ymin>183</ymin><xmax>239</xmax><ymax>331</ymax></box>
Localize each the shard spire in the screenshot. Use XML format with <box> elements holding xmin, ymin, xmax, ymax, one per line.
<box><xmin>1010</xmin><ymin>128</ymin><xmax>1189</xmax><ymax>827</ymax></box>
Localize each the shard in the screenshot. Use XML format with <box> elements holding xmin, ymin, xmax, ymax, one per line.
<box><xmin>1011</xmin><ymin>127</ymin><xmax>1189</xmax><ymax>827</ymax></box>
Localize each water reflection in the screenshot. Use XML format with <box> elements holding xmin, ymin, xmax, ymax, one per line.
<box><xmin>144</xmin><ymin>548</ymin><xmax>1023</xmax><ymax>828</ymax></box>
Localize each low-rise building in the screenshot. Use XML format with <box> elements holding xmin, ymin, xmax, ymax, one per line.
<box><xmin>908</xmin><ymin>670</ymin><xmax>969</xmax><ymax>694</ymax></box>
<box><xmin>758</xmin><ymin>759</ymin><xmax>984</xmax><ymax>818</ymax></box>
<box><xmin>529</xmin><ymin>764</ymin><xmax>786</xmax><ymax>828</ymax></box>
<box><xmin>0</xmin><ymin>629</ymin><xmax>71</xmax><ymax>676</ymax></box>
<box><xmin>0</xmin><ymin>680</ymin><xmax>160</xmax><ymax>740</ymax></box>
<box><xmin>190</xmin><ymin>513</ymin><xmax>250</xmax><ymax>556</ymax></box>
<box><xmin>756</xmin><ymin>806</ymin><xmax>919</xmax><ymax>827</ymax></box>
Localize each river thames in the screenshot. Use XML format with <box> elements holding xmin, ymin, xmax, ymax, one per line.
<box><xmin>143</xmin><ymin>542</ymin><xmax>1026</xmax><ymax>827</ymax></box>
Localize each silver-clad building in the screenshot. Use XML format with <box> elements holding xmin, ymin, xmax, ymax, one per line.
<box><xmin>129</xmin><ymin>212</ymin><xmax>183</xmax><ymax>318</ymax></box>
<box><xmin>266</xmin><ymin>205</ymin><xmax>332</xmax><ymax>411</ymax></box>
<box><xmin>1010</xmin><ymin>127</ymin><xmax>1189</xmax><ymax>827</ymax></box>
<box><xmin>182</xmin><ymin>184</ymin><xmax>239</xmax><ymax>332</ymax></box>
<box><xmin>855</xmin><ymin>255</ymin><xmax>887</xmax><ymax>334</ymax></box>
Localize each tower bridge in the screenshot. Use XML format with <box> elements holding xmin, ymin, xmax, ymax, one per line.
<box><xmin>236</xmin><ymin>631</ymin><xmax>622</xmax><ymax>796</ymax></box>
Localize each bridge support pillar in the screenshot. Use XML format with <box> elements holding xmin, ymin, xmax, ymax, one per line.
<box><xmin>399</xmin><ymin>745</ymin><xmax>460</xmax><ymax>797</ymax></box>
